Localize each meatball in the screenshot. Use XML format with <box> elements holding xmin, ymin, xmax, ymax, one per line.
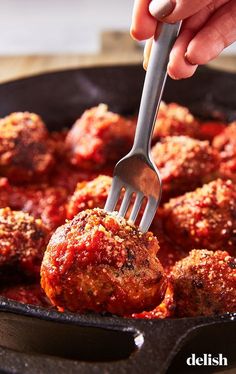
<box><xmin>41</xmin><ymin>208</ymin><xmax>167</xmax><ymax>315</ymax></box>
<box><xmin>153</xmin><ymin>102</ymin><xmax>200</xmax><ymax>141</ymax></box>
<box><xmin>164</xmin><ymin>179</ymin><xmax>236</xmax><ymax>253</ymax></box>
<box><xmin>170</xmin><ymin>249</ymin><xmax>236</xmax><ymax>317</ymax></box>
<box><xmin>151</xmin><ymin>136</ymin><xmax>219</xmax><ymax>199</ymax></box>
<box><xmin>66</xmin><ymin>104</ymin><xmax>135</xmax><ymax>169</ymax></box>
<box><xmin>0</xmin><ymin>177</ymin><xmax>11</xmax><ymax>208</ymax></box>
<box><xmin>213</xmin><ymin>122</ymin><xmax>236</xmax><ymax>151</ymax></box>
<box><xmin>67</xmin><ymin>175</ymin><xmax>112</xmax><ymax>219</ymax></box>
<box><xmin>213</xmin><ymin>122</ymin><xmax>236</xmax><ymax>181</ymax></box>
<box><xmin>66</xmin><ymin>175</ymin><xmax>143</xmax><ymax>222</ymax></box>
<box><xmin>0</xmin><ymin>207</ymin><xmax>50</xmax><ymax>278</ymax></box>
<box><xmin>219</xmin><ymin>162</ymin><xmax>236</xmax><ymax>183</ymax></box>
<box><xmin>131</xmin><ymin>283</ymin><xmax>176</xmax><ymax>319</ymax></box>
<box><xmin>0</xmin><ymin>181</ymin><xmax>68</xmax><ymax>232</ymax></box>
<box><xmin>150</xmin><ymin>209</ymin><xmax>187</xmax><ymax>272</ymax></box>
<box><xmin>0</xmin><ymin>112</ymin><xmax>54</xmax><ymax>182</ymax></box>
<box><xmin>16</xmin><ymin>184</ymin><xmax>68</xmax><ymax>232</ymax></box>
<box><xmin>0</xmin><ymin>284</ymin><xmax>51</xmax><ymax>307</ymax></box>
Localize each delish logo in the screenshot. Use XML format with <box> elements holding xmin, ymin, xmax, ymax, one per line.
<box><xmin>186</xmin><ymin>353</ymin><xmax>228</xmax><ymax>367</ymax></box>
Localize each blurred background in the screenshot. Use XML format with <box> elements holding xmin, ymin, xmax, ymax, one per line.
<box><xmin>0</xmin><ymin>0</ymin><xmax>236</xmax><ymax>82</ymax></box>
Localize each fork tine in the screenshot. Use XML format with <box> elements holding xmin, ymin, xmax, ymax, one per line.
<box><xmin>129</xmin><ymin>192</ymin><xmax>144</xmax><ymax>224</ymax></box>
<box><xmin>139</xmin><ymin>196</ymin><xmax>159</xmax><ymax>233</ymax></box>
<box><xmin>104</xmin><ymin>176</ymin><xmax>123</xmax><ymax>212</ymax></box>
<box><xmin>118</xmin><ymin>188</ymin><xmax>132</xmax><ymax>217</ymax></box>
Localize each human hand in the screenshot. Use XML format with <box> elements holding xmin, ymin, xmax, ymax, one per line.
<box><xmin>131</xmin><ymin>0</ymin><xmax>236</xmax><ymax>79</ymax></box>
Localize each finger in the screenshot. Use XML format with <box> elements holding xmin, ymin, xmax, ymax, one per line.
<box><xmin>144</xmin><ymin>8</ymin><xmax>208</xmax><ymax>75</ymax></box>
<box><xmin>149</xmin><ymin>0</ymin><xmax>229</xmax><ymax>23</ymax></box>
<box><xmin>167</xmin><ymin>0</ymin><xmax>227</xmax><ymax>78</ymax></box>
<box><xmin>143</xmin><ymin>0</ymin><xmax>230</xmax><ymax>78</ymax></box>
<box><xmin>131</xmin><ymin>0</ymin><xmax>157</xmax><ymax>40</ymax></box>
<box><xmin>186</xmin><ymin>0</ymin><xmax>236</xmax><ymax>65</ymax></box>
<box><xmin>168</xmin><ymin>29</ymin><xmax>198</xmax><ymax>79</ymax></box>
<box><xmin>143</xmin><ymin>29</ymin><xmax>198</xmax><ymax>78</ymax></box>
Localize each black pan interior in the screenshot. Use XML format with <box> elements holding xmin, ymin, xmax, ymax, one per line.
<box><xmin>0</xmin><ymin>65</ymin><xmax>236</xmax><ymax>131</ymax></box>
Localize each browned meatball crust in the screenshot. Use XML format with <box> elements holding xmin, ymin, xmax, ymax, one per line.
<box><xmin>164</xmin><ymin>179</ymin><xmax>236</xmax><ymax>253</ymax></box>
<box><xmin>151</xmin><ymin>136</ymin><xmax>219</xmax><ymax>199</ymax></box>
<box><xmin>213</xmin><ymin>122</ymin><xmax>236</xmax><ymax>181</ymax></box>
<box><xmin>0</xmin><ymin>207</ymin><xmax>50</xmax><ymax>278</ymax></box>
<box><xmin>0</xmin><ymin>180</ymin><xmax>68</xmax><ymax>233</ymax></box>
<box><xmin>153</xmin><ymin>102</ymin><xmax>200</xmax><ymax>141</ymax></box>
<box><xmin>67</xmin><ymin>175</ymin><xmax>112</xmax><ymax>219</ymax></box>
<box><xmin>41</xmin><ymin>208</ymin><xmax>167</xmax><ymax>315</ymax></box>
<box><xmin>0</xmin><ymin>112</ymin><xmax>54</xmax><ymax>182</ymax></box>
<box><xmin>213</xmin><ymin>122</ymin><xmax>236</xmax><ymax>151</ymax></box>
<box><xmin>130</xmin><ymin>283</ymin><xmax>176</xmax><ymax>319</ymax></box>
<box><xmin>170</xmin><ymin>249</ymin><xmax>236</xmax><ymax>317</ymax></box>
<box><xmin>65</xmin><ymin>104</ymin><xmax>135</xmax><ymax>169</ymax></box>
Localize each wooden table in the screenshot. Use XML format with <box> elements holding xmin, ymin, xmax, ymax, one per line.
<box><xmin>0</xmin><ymin>30</ymin><xmax>235</xmax><ymax>83</ymax></box>
<box><xmin>0</xmin><ymin>54</ymin><xmax>235</xmax><ymax>84</ymax></box>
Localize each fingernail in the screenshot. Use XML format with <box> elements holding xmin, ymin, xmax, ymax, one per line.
<box><xmin>130</xmin><ymin>26</ymin><xmax>138</xmax><ymax>41</ymax></box>
<box><xmin>149</xmin><ymin>0</ymin><xmax>176</xmax><ymax>20</ymax></box>
<box><xmin>184</xmin><ymin>52</ymin><xmax>197</xmax><ymax>66</ymax></box>
<box><xmin>143</xmin><ymin>59</ymin><xmax>148</xmax><ymax>71</ymax></box>
<box><xmin>169</xmin><ymin>73</ymin><xmax>181</xmax><ymax>80</ymax></box>
<box><xmin>168</xmin><ymin>71</ymin><xmax>182</xmax><ymax>80</ymax></box>
<box><xmin>167</xmin><ymin>62</ymin><xmax>182</xmax><ymax>80</ymax></box>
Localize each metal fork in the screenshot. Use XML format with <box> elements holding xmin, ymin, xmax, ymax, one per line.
<box><xmin>105</xmin><ymin>22</ymin><xmax>181</xmax><ymax>232</ymax></box>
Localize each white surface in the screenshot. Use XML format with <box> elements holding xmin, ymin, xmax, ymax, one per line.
<box><xmin>0</xmin><ymin>0</ymin><xmax>235</xmax><ymax>55</ymax></box>
<box><xmin>0</xmin><ymin>0</ymin><xmax>133</xmax><ymax>54</ymax></box>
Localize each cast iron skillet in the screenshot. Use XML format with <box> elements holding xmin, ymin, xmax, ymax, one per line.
<box><xmin>0</xmin><ymin>65</ymin><xmax>236</xmax><ymax>374</ymax></box>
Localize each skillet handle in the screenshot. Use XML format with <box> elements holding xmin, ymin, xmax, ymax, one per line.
<box><xmin>136</xmin><ymin>315</ymin><xmax>236</xmax><ymax>373</ymax></box>
<box><xmin>0</xmin><ymin>308</ymin><xmax>235</xmax><ymax>374</ymax></box>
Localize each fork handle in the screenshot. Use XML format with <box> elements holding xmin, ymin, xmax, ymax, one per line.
<box><xmin>132</xmin><ymin>22</ymin><xmax>181</xmax><ymax>153</ymax></box>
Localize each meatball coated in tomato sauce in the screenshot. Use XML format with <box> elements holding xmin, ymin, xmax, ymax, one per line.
<box><xmin>0</xmin><ymin>180</ymin><xmax>68</xmax><ymax>233</ymax></box>
<box><xmin>41</xmin><ymin>208</ymin><xmax>167</xmax><ymax>315</ymax></box>
<box><xmin>153</xmin><ymin>102</ymin><xmax>200</xmax><ymax>141</ymax></box>
<box><xmin>0</xmin><ymin>178</ymin><xmax>11</xmax><ymax>208</ymax></box>
<box><xmin>0</xmin><ymin>284</ymin><xmax>51</xmax><ymax>307</ymax></box>
<box><xmin>213</xmin><ymin>122</ymin><xmax>236</xmax><ymax>151</ymax></box>
<box><xmin>170</xmin><ymin>249</ymin><xmax>236</xmax><ymax>317</ymax></box>
<box><xmin>0</xmin><ymin>112</ymin><xmax>54</xmax><ymax>183</ymax></box>
<box><xmin>13</xmin><ymin>184</ymin><xmax>68</xmax><ymax>232</ymax></box>
<box><xmin>66</xmin><ymin>104</ymin><xmax>135</xmax><ymax>169</ymax></box>
<box><xmin>213</xmin><ymin>122</ymin><xmax>236</xmax><ymax>181</ymax></box>
<box><xmin>164</xmin><ymin>179</ymin><xmax>236</xmax><ymax>253</ymax></box>
<box><xmin>151</xmin><ymin>136</ymin><xmax>219</xmax><ymax>200</ymax></box>
<box><xmin>0</xmin><ymin>208</ymin><xmax>50</xmax><ymax>278</ymax></box>
<box><xmin>131</xmin><ymin>283</ymin><xmax>176</xmax><ymax>319</ymax></box>
<box><xmin>67</xmin><ymin>175</ymin><xmax>112</xmax><ymax>219</ymax></box>
<box><xmin>67</xmin><ymin>175</ymin><xmax>142</xmax><ymax>222</ymax></box>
